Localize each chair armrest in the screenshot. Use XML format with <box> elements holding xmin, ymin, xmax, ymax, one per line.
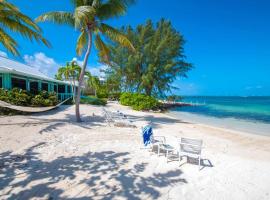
<box><xmin>180</xmin><ymin>142</ymin><xmax>202</xmax><ymax>148</ymax></box>
<box><xmin>153</xmin><ymin>136</ymin><xmax>166</xmax><ymax>143</ymax></box>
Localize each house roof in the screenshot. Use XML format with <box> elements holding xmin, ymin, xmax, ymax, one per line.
<box><xmin>0</xmin><ymin>55</ymin><xmax>69</xmax><ymax>85</ymax></box>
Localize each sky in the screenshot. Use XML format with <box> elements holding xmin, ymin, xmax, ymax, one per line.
<box><xmin>1</xmin><ymin>0</ymin><xmax>270</xmax><ymax>96</ymax></box>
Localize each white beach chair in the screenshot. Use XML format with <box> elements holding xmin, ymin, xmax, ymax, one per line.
<box><xmin>141</xmin><ymin>125</ymin><xmax>176</xmax><ymax>160</ymax></box>
<box><xmin>141</xmin><ymin>125</ymin><xmax>166</xmax><ymax>152</ymax></box>
<box><xmin>102</xmin><ymin>108</ymin><xmax>135</xmax><ymax>127</ymax></box>
<box><xmin>102</xmin><ymin>108</ymin><xmax>114</xmax><ymax>126</ymax></box>
<box><xmin>179</xmin><ymin>137</ymin><xmax>203</xmax><ymax>170</ymax></box>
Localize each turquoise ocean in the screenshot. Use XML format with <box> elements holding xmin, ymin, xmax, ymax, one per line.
<box><xmin>168</xmin><ymin>96</ymin><xmax>270</xmax><ymax>136</ymax></box>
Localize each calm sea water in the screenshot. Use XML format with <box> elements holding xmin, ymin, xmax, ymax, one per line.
<box><xmin>172</xmin><ymin>96</ymin><xmax>270</xmax><ymax>123</ymax></box>
<box><xmin>168</xmin><ymin>96</ymin><xmax>270</xmax><ymax>136</ymax></box>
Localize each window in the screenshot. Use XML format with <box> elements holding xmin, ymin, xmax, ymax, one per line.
<box><xmin>11</xmin><ymin>77</ymin><xmax>26</xmax><ymax>90</ymax></box>
<box><xmin>41</xmin><ymin>82</ymin><xmax>48</xmax><ymax>91</ymax></box>
<box><xmin>54</xmin><ymin>84</ymin><xmax>57</xmax><ymax>92</ymax></box>
<box><xmin>30</xmin><ymin>81</ymin><xmax>39</xmax><ymax>94</ymax></box>
<box><xmin>58</xmin><ymin>84</ymin><xmax>65</xmax><ymax>93</ymax></box>
<box><xmin>0</xmin><ymin>76</ymin><xmax>2</xmax><ymax>88</ymax></box>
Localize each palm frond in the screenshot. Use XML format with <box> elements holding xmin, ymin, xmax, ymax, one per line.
<box><xmin>95</xmin><ymin>34</ymin><xmax>110</xmax><ymax>62</ymax></box>
<box><xmin>0</xmin><ymin>16</ymin><xmax>50</xmax><ymax>47</ymax></box>
<box><xmin>70</xmin><ymin>0</ymin><xmax>93</xmax><ymax>7</ymax></box>
<box><xmin>99</xmin><ymin>23</ymin><xmax>135</xmax><ymax>51</ymax></box>
<box><xmin>74</xmin><ymin>6</ymin><xmax>96</xmax><ymax>28</ymax></box>
<box><xmin>76</xmin><ymin>29</ymin><xmax>88</xmax><ymax>55</ymax></box>
<box><xmin>0</xmin><ymin>0</ymin><xmax>50</xmax><ymax>55</ymax></box>
<box><xmin>0</xmin><ymin>27</ymin><xmax>19</xmax><ymax>55</ymax></box>
<box><xmin>96</xmin><ymin>0</ymin><xmax>135</xmax><ymax>20</ymax></box>
<box><xmin>36</xmin><ymin>12</ymin><xmax>75</xmax><ymax>27</ymax></box>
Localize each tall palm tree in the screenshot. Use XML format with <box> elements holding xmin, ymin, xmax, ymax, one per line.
<box><xmin>0</xmin><ymin>0</ymin><xmax>49</xmax><ymax>55</ymax></box>
<box><xmin>36</xmin><ymin>0</ymin><xmax>135</xmax><ymax>122</ymax></box>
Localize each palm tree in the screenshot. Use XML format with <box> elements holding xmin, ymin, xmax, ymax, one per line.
<box><xmin>0</xmin><ymin>0</ymin><xmax>49</xmax><ymax>55</ymax></box>
<box><xmin>56</xmin><ymin>61</ymin><xmax>82</xmax><ymax>102</ymax></box>
<box><xmin>36</xmin><ymin>0</ymin><xmax>135</xmax><ymax>122</ymax></box>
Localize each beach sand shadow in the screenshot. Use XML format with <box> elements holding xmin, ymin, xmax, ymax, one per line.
<box><xmin>0</xmin><ymin>144</ymin><xmax>187</xmax><ymax>199</ymax></box>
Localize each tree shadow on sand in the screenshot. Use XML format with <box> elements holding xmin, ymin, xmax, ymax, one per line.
<box><xmin>0</xmin><ymin>143</ymin><xmax>187</xmax><ymax>199</ymax></box>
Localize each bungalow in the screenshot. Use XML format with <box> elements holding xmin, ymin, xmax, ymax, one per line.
<box><xmin>0</xmin><ymin>55</ymin><xmax>74</xmax><ymax>101</ymax></box>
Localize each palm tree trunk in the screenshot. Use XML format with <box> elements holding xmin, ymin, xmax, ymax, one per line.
<box><xmin>75</xmin><ymin>29</ymin><xmax>92</xmax><ymax>122</ymax></box>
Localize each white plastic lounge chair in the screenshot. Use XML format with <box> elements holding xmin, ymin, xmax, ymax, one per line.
<box><xmin>102</xmin><ymin>108</ymin><xmax>135</xmax><ymax>127</ymax></box>
<box><xmin>179</xmin><ymin>137</ymin><xmax>203</xmax><ymax>170</ymax></box>
<box><xmin>158</xmin><ymin>143</ymin><xmax>176</xmax><ymax>162</ymax></box>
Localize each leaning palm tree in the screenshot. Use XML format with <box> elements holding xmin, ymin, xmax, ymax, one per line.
<box><xmin>36</xmin><ymin>0</ymin><xmax>135</xmax><ymax>122</ymax></box>
<box><xmin>0</xmin><ymin>0</ymin><xmax>49</xmax><ymax>55</ymax></box>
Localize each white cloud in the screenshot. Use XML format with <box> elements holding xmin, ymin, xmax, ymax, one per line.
<box><xmin>0</xmin><ymin>51</ymin><xmax>8</xmax><ymax>57</ymax></box>
<box><xmin>23</xmin><ymin>52</ymin><xmax>60</xmax><ymax>78</ymax></box>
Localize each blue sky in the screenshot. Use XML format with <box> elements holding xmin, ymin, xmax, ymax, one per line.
<box><xmin>1</xmin><ymin>0</ymin><xmax>270</xmax><ymax>96</ymax></box>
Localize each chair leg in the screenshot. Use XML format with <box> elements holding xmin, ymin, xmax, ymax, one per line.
<box><xmin>198</xmin><ymin>156</ymin><xmax>201</xmax><ymax>170</ymax></box>
<box><xmin>166</xmin><ymin>150</ymin><xmax>169</xmax><ymax>163</ymax></box>
<box><xmin>157</xmin><ymin>145</ymin><xmax>160</xmax><ymax>156</ymax></box>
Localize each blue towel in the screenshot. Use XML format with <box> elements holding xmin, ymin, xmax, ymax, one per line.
<box><xmin>142</xmin><ymin>125</ymin><xmax>153</xmax><ymax>146</ymax></box>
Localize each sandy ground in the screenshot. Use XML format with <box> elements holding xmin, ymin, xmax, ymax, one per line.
<box><xmin>0</xmin><ymin>102</ymin><xmax>270</xmax><ymax>200</ymax></box>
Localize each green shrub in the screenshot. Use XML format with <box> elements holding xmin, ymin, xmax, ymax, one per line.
<box><xmin>119</xmin><ymin>92</ymin><xmax>160</xmax><ymax>111</ymax></box>
<box><xmin>8</xmin><ymin>88</ymin><xmax>31</xmax><ymax>106</ymax></box>
<box><xmin>31</xmin><ymin>95</ymin><xmax>43</xmax><ymax>106</ymax></box>
<box><xmin>119</xmin><ymin>92</ymin><xmax>134</xmax><ymax>106</ymax></box>
<box><xmin>0</xmin><ymin>88</ymin><xmax>9</xmax><ymax>103</ymax></box>
<box><xmin>0</xmin><ymin>88</ymin><xmax>58</xmax><ymax>107</ymax></box>
<box><xmin>97</xmin><ymin>91</ymin><xmax>108</xmax><ymax>99</ymax></box>
<box><xmin>80</xmin><ymin>96</ymin><xmax>107</xmax><ymax>106</ymax></box>
<box><xmin>108</xmin><ymin>92</ymin><xmax>121</xmax><ymax>101</ymax></box>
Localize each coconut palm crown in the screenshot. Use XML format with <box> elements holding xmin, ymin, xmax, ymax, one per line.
<box><xmin>0</xmin><ymin>0</ymin><xmax>50</xmax><ymax>55</ymax></box>
<box><xmin>36</xmin><ymin>0</ymin><xmax>135</xmax><ymax>122</ymax></box>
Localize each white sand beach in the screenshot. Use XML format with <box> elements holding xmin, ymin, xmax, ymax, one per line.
<box><xmin>1</xmin><ymin>102</ymin><xmax>270</xmax><ymax>200</ymax></box>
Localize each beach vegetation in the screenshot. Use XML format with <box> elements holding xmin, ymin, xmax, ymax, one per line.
<box><xmin>104</xmin><ymin>19</ymin><xmax>192</xmax><ymax>98</ymax></box>
<box><xmin>36</xmin><ymin>0</ymin><xmax>135</xmax><ymax>122</ymax></box>
<box><xmin>0</xmin><ymin>88</ymin><xmax>58</xmax><ymax>107</ymax></box>
<box><xmin>119</xmin><ymin>92</ymin><xmax>160</xmax><ymax>111</ymax></box>
<box><xmin>80</xmin><ymin>96</ymin><xmax>107</xmax><ymax>106</ymax></box>
<box><xmin>56</xmin><ymin>60</ymin><xmax>87</xmax><ymax>102</ymax></box>
<box><xmin>0</xmin><ymin>0</ymin><xmax>49</xmax><ymax>55</ymax></box>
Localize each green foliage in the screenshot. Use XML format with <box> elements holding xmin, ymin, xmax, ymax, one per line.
<box><xmin>108</xmin><ymin>92</ymin><xmax>121</xmax><ymax>100</ymax></box>
<box><xmin>119</xmin><ymin>92</ymin><xmax>160</xmax><ymax>111</ymax></box>
<box><xmin>80</xmin><ymin>96</ymin><xmax>107</xmax><ymax>106</ymax></box>
<box><xmin>105</xmin><ymin>19</ymin><xmax>192</xmax><ymax>97</ymax></box>
<box><xmin>0</xmin><ymin>88</ymin><xmax>31</xmax><ymax>106</ymax></box>
<box><xmin>31</xmin><ymin>91</ymin><xmax>58</xmax><ymax>106</ymax></box>
<box><xmin>36</xmin><ymin>0</ymin><xmax>135</xmax><ymax>121</ymax></box>
<box><xmin>0</xmin><ymin>0</ymin><xmax>49</xmax><ymax>55</ymax></box>
<box><xmin>0</xmin><ymin>88</ymin><xmax>58</xmax><ymax>107</ymax></box>
<box><xmin>55</xmin><ymin>61</ymin><xmax>81</xmax><ymax>81</ymax></box>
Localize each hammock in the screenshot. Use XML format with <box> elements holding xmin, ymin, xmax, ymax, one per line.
<box><xmin>0</xmin><ymin>97</ymin><xmax>71</xmax><ymax>113</ymax></box>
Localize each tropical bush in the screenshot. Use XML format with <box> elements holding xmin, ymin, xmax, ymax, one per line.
<box><xmin>80</xmin><ymin>96</ymin><xmax>107</xmax><ymax>106</ymax></box>
<box><xmin>0</xmin><ymin>88</ymin><xmax>58</xmax><ymax>107</ymax></box>
<box><xmin>108</xmin><ymin>92</ymin><xmax>121</xmax><ymax>101</ymax></box>
<box><xmin>119</xmin><ymin>92</ymin><xmax>161</xmax><ymax>111</ymax></box>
